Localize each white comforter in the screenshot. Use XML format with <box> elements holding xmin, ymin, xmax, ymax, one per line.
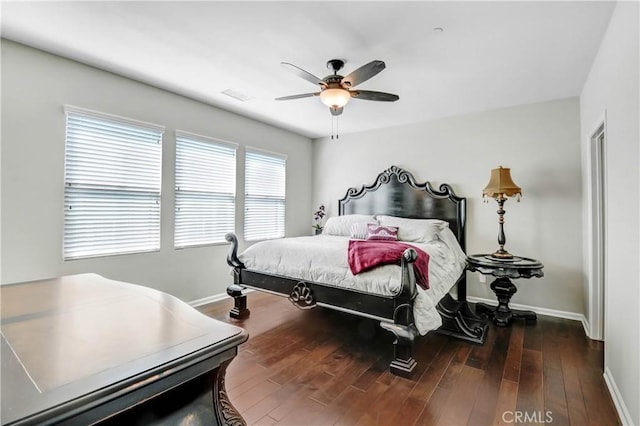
<box><xmin>238</xmin><ymin>231</ymin><xmax>467</xmax><ymax>335</ymax></box>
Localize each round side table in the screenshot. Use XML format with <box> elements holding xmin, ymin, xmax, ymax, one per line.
<box><xmin>466</xmin><ymin>254</ymin><xmax>544</xmax><ymax>327</ymax></box>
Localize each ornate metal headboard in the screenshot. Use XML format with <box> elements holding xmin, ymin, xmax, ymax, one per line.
<box><xmin>338</xmin><ymin>165</ymin><xmax>466</xmax><ymax>252</ymax></box>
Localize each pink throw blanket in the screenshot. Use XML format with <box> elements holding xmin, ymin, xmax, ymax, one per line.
<box><xmin>347</xmin><ymin>240</ymin><xmax>430</xmax><ymax>290</ymax></box>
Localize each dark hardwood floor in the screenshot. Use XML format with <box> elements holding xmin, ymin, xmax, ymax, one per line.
<box><xmin>199</xmin><ymin>292</ymin><xmax>619</xmax><ymax>425</ymax></box>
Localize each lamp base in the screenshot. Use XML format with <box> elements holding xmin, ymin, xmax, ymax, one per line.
<box><xmin>491</xmin><ymin>249</ymin><xmax>514</xmax><ymax>259</ymax></box>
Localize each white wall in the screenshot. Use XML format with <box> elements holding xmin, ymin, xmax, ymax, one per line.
<box><xmin>580</xmin><ymin>2</ymin><xmax>639</xmax><ymax>424</ymax></box>
<box><xmin>0</xmin><ymin>40</ymin><xmax>313</xmax><ymax>301</ymax></box>
<box><xmin>313</xmin><ymin>97</ymin><xmax>584</xmax><ymax>314</ymax></box>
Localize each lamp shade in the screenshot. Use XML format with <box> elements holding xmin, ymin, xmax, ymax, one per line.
<box><xmin>320</xmin><ymin>88</ymin><xmax>351</xmax><ymax>108</ymax></box>
<box><xmin>483</xmin><ymin>166</ymin><xmax>522</xmax><ymax>199</ymax></box>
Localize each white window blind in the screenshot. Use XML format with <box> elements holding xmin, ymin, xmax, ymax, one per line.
<box><xmin>63</xmin><ymin>107</ymin><xmax>163</xmax><ymax>259</ymax></box>
<box><xmin>244</xmin><ymin>149</ymin><xmax>286</xmax><ymax>241</ymax></box>
<box><xmin>174</xmin><ymin>131</ymin><xmax>237</xmax><ymax>248</ymax></box>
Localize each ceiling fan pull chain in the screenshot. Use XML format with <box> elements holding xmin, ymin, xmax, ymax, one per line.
<box><xmin>330</xmin><ymin>116</ymin><xmax>340</xmax><ymax>140</ymax></box>
<box><xmin>331</xmin><ymin>116</ymin><xmax>335</xmax><ymax>140</ymax></box>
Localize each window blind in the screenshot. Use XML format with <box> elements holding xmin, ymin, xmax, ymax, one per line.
<box><xmin>174</xmin><ymin>131</ymin><xmax>237</xmax><ymax>248</ymax></box>
<box><xmin>63</xmin><ymin>107</ymin><xmax>163</xmax><ymax>259</ymax></box>
<box><xmin>244</xmin><ymin>149</ymin><xmax>286</xmax><ymax>241</ymax></box>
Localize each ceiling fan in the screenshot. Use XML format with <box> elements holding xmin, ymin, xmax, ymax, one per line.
<box><xmin>275</xmin><ymin>59</ymin><xmax>399</xmax><ymax>116</ymax></box>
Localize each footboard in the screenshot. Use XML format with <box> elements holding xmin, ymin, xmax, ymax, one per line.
<box><xmin>224</xmin><ymin>232</ymin><xmax>421</xmax><ymax>377</ymax></box>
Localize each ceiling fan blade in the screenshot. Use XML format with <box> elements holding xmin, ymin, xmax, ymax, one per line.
<box><xmin>281</xmin><ymin>62</ymin><xmax>327</xmax><ymax>87</ymax></box>
<box><xmin>351</xmin><ymin>90</ymin><xmax>399</xmax><ymax>102</ymax></box>
<box><xmin>342</xmin><ymin>60</ymin><xmax>386</xmax><ymax>88</ymax></box>
<box><xmin>275</xmin><ymin>92</ymin><xmax>320</xmax><ymax>101</ymax></box>
<box><xmin>330</xmin><ymin>106</ymin><xmax>344</xmax><ymax>116</ymax></box>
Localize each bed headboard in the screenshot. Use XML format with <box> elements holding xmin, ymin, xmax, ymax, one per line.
<box><xmin>338</xmin><ymin>165</ymin><xmax>466</xmax><ymax>252</ymax></box>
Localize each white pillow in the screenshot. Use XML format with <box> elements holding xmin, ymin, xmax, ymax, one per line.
<box><xmin>323</xmin><ymin>214</ymin><xmax>377</xmax><ymax>236</ymax></box>
<box><xmin>349</xmin><ymin>222</ymin><xmax>376</xmax><ymax>240</ymax></box>
<box><xmin>376</xmin><ymin>215</ymin><xmax>449</xmax><ymax>243</ymax></box>
<box><xmin>437</xmin><ymin>226</ymin><xmax>466</xmax><ymax>260</ymax></box>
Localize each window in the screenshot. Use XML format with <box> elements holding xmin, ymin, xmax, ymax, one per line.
<box><xmin>63</xmin><ymin>106</ymin><xmax>163</xmax><ymax>259</ymax></box>
<box><xmin>174</xmin><ymin>131</ymin><xmax>237</xmax><ymax>248</ymax></box>
<box><xmin>244</xmin><ymin>149</ymin><xmax>286</xmax><ymax>241</ymax></box>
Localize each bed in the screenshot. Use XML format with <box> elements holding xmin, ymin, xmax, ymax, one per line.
<box><xmin>225</xmin><ymin>165</ymin><xmax>487</xmax><ymax>377</ymax></box>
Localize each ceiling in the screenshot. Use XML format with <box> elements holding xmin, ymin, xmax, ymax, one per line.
<box><xmin>1</xmin><ymin>1</ymin><xmax>616</xmax><ymax>139</ymax></box>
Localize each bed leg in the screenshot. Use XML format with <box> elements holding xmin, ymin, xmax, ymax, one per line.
<box><xmin>227</xmin><ymin>284</ymin><xmax>250</xmax><ymax>320</ymax></box>
<box><xmin>436</xmin><ymin>293</ymin><xmax>487</xmax><ymax>344</ymax></box>
<box><xmin>379</xmin><ymin>322</ymin><xmax>418</xmax><ymax>378</ymax></box>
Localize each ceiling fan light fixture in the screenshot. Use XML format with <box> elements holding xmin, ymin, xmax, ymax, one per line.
<box><xmin>320</xmin><ymin>88</ymin><xmax>351</xmax><ymax>109</ymax></box>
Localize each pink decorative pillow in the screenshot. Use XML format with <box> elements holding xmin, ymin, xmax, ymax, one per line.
<box><xmin>367</xmin><ymin>223</ymin><xmax>399</xmax><ymax>241</ymax></box>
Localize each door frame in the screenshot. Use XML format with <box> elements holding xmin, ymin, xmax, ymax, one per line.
<box><xmin>586</xmin><ymin>112</ymin><xmax>607</xmax><ymax>341</ymax></box>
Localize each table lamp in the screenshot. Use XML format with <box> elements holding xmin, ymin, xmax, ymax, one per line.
<box><xmin>483</xmin><ymin>166</ymin><xmax>522</xmax><ymax>259</ymax></box>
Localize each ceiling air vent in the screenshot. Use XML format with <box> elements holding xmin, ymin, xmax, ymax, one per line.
<box><xmin>221</xmin><ymin>89</ymin><xmax>252</xmax><ymax>102</ymax></box>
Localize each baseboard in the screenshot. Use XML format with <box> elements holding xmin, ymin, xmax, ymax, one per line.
<box><xmin>603</xmin><ymin>366</ymin><xmax>634</xmax><ymax>425</ymax></box>
<box><xmin>189</xmin><ymin>292</ymin><xmax>230</xmax><ymax>307</ymax></box>
<box><xmin>197</xmin><ymin>294</ymin><xmax>592</xmax><ymax>335</ymax></box>
<box><xmin>189</xmin><ymin>288</ymin><xmax>255</xmax><ymax>308</ymax></box>
<box><xmin>197</xmin><ymin>294</ymin><xmax>591</xmax><ymax>330</ymax></box>
<box><xmin>467</xmin><ymin>296</ymin><xmax>589</xmax><ymax>335</ymax></box>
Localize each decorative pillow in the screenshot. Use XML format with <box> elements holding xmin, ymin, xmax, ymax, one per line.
<box><xmin>376</xmin><ymin>215</ymin><xmax>448</xmax><ymax>243</ymax></box>
<box><xmin>350</xmin><ymin>222</ymin><xmax>375</xmax><ymax>240</ymax></box>
<box><xmin>323</xmin><ymin>214</ymin><xmax>377</xmax><ymax>236</ymax></box>
<box><xmin>366</xmin><ymin>223</ymin><xmax>399</xmax><ymax>241</ymax></box>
